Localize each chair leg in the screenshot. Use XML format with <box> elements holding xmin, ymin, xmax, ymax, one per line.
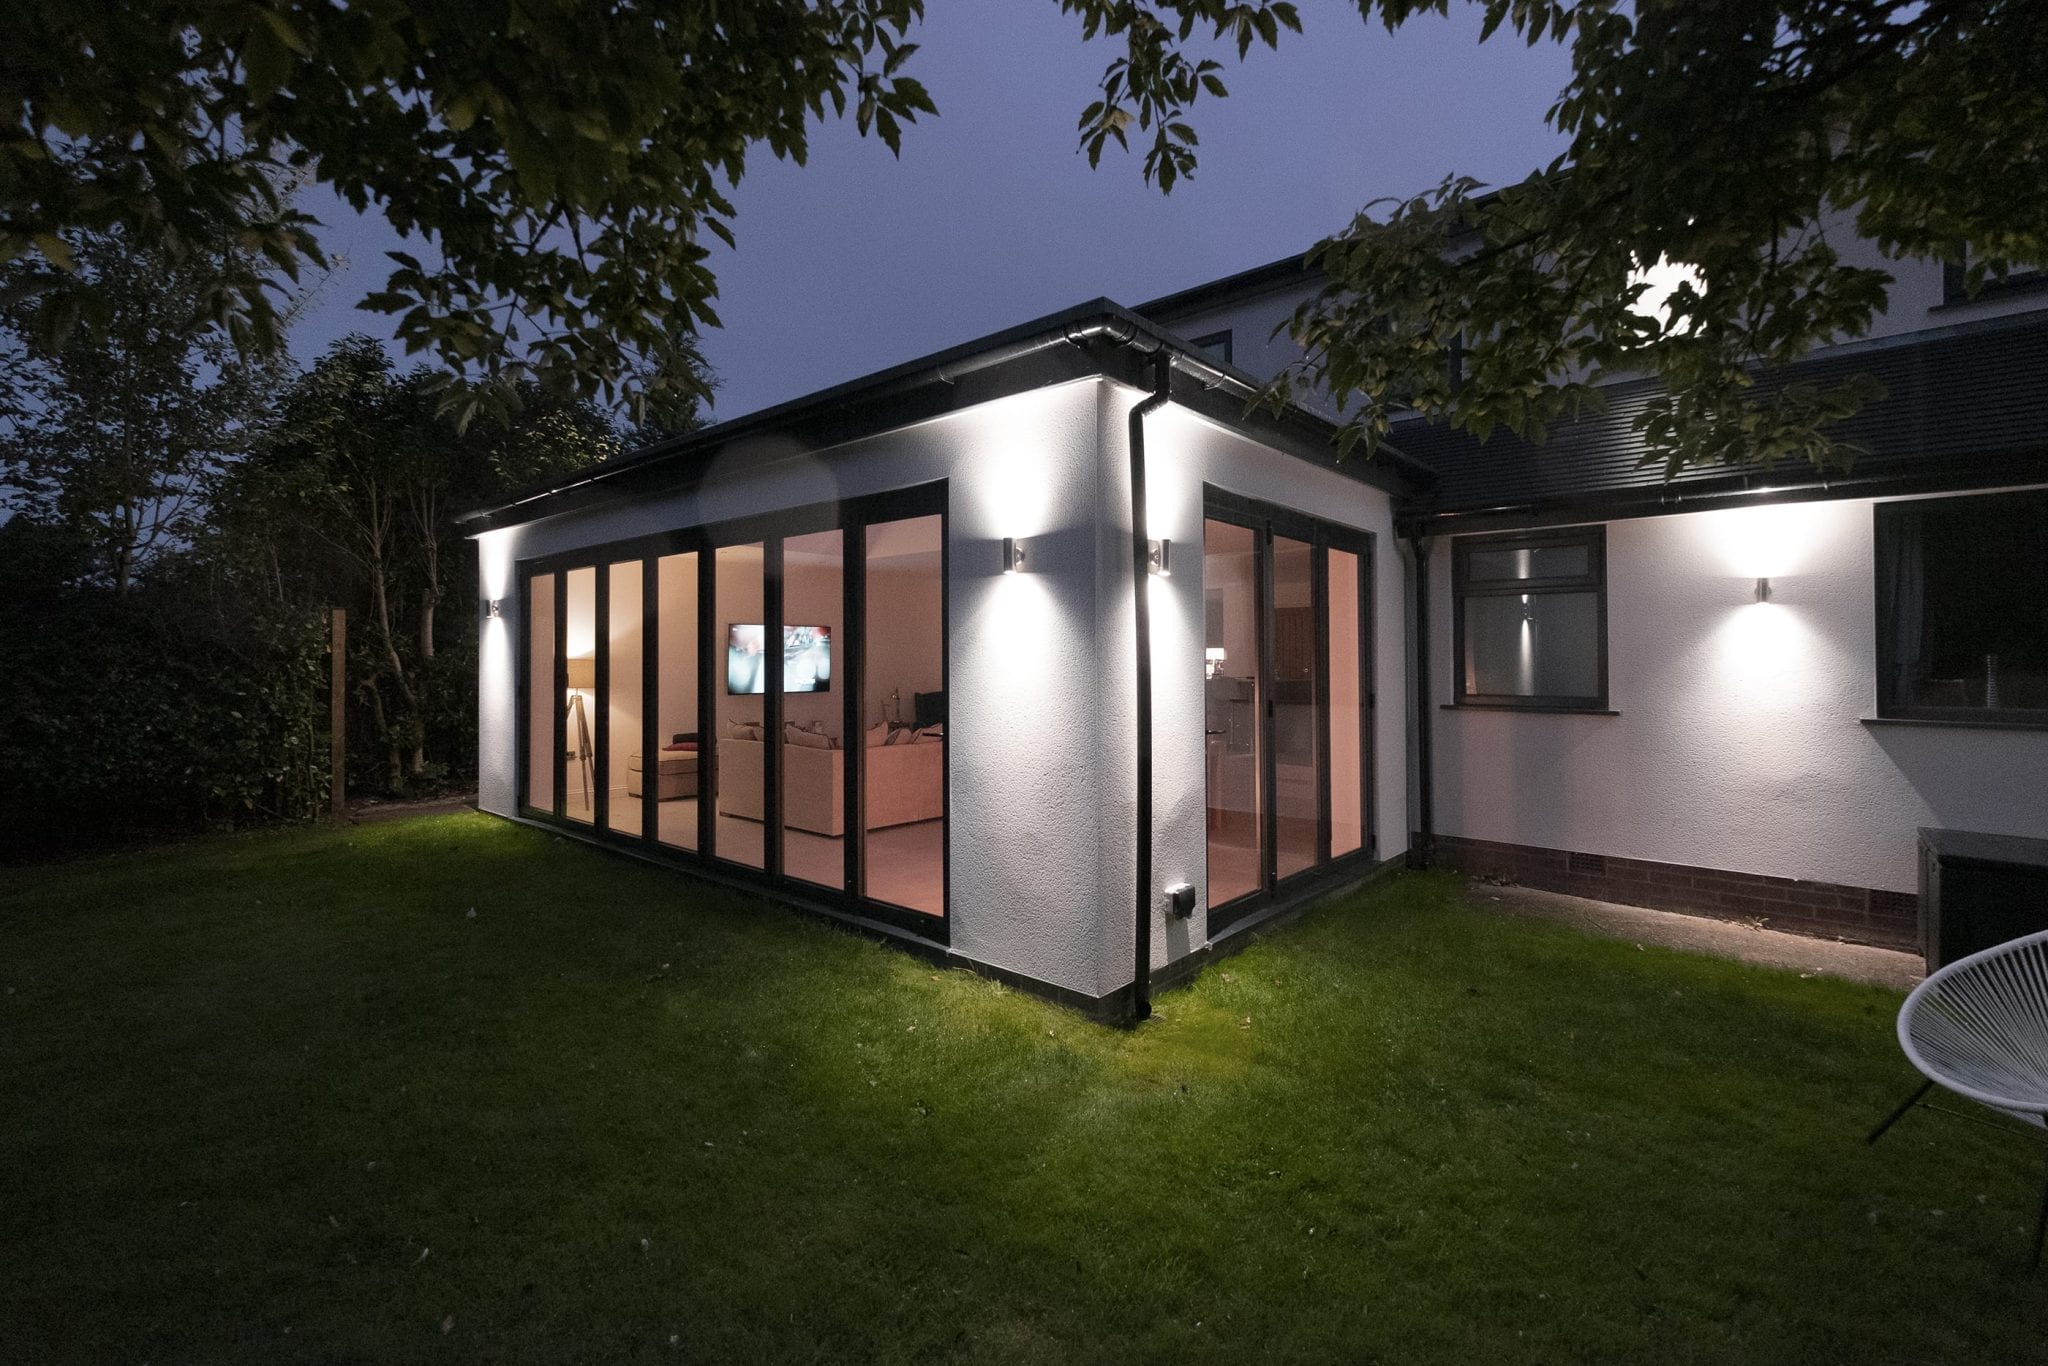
<box><xmin>2032</xmin><ymin>1142</ymin><xmax>2048</xmax><ymax>1274</ymax></box>
<box><xmin>1868</xmin><ymin>1079</ymin><xmax>1935</xmax><ymax>1145</ymax></box>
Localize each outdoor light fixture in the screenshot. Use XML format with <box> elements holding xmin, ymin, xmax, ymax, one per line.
<box><xmin>1147</xmin><ymin>538</ymin><xmax>1171</xmax><ymax>577</ymax></box>
<box><xmin>483</xmin><ymin>598</ymin><xmax>502</xmax><ymax>620</ymax></box>
<box><xmin>1165</xmin><ymin>882</ymin><xmax>1196</xmax><ymax>919</ymax></box>
<box><xmin>1001</xmin><ymin>537</ymin><xmax>1027</xmax><ymax>574</ymax></box>
<box><xmin>1521</xmin><ymin>592</ymin><xmax>1533</xmax><ymax>622</ymax></box>
<box><xmin>1755</xmin><ymin>577</ymin><xmax>1772</xmax><ymax>603</ymax></box>
<box><xmin>1205</xmin><ymin>646</ymin><xmax>1227</xmax><ymax>679</ymax></box>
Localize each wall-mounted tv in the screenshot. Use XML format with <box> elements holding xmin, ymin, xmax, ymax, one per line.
<box><xmin>727</xmin><ymin>624</ymin><xmax>832</xmax><ymax>695</ymax></box>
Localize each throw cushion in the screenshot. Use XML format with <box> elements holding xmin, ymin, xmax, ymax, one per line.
<box><xmin>914</xmin><ymin>727</ymin><xmax>944</xmax><ymax>744</ymax></box>
<box><xmin>885</xmin><ymin>725</ymin><xmax>915</xmax><ymax>746</ymax></box>
<box><xmin>786</xmin><ymin>726</ymin><xmax>834</xmax><ymax>750</ymax></box>
<box><xmin>866</xmin><ymin>722</ymin><xmax>889</xmax><ymax>748</ymax></box>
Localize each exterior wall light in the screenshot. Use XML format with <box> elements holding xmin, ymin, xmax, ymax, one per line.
<box><xmin>1147</xmin><ymin>538</ymin><xmax>1171</xmax><ymax>577</ymax></box>
<box><xmin>1755</xmin><ymin>577</ymin><xmax>1772</xmax><ymax>603</ymax></box>
<box><xmin>483</xmin><ymin>598</ymin><xmax>503</xmax><ymax>620</ymax></box>
<box><xmin>1001</xmin><ymin>537</ymin><xmax>1027</xmax><ymax>573</ymax></box>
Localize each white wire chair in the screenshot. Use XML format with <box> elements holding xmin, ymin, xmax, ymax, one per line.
<box><xmin>1868</xmin><ymin>927</ymin><xmax>2048</xmax><ymax>1270</ymax></box>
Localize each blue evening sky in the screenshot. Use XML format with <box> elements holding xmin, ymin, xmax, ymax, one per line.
<box><xmin>288</xmin><ymin>2</ymin><xmax>1572</xmax><ymax>423</ymax></box>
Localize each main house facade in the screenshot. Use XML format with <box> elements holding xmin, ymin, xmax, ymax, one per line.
<box><xmin>463</xmin><ymin>223</ymin><xmax>2048</xmax><ymax>1016</ymax></box>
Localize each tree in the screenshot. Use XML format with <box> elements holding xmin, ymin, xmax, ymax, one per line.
<box><xmin>1070</xmin><ymin>0</ymin><xmax>2048</xmax><ymax>470</ymax></box>
<box><xmin>0</xmin><ymin>224</ymin><xmax>278</xmax><ymax>595</ymax></box>
<box><xmin>1</xmin><ymin>0</ymin><xmax>941</xmax><ymax>429</ymax></box>
<box><xmin>211</xmin><ymin>336</ymin><xmax>624</xmax><ymax>792</ymax></box>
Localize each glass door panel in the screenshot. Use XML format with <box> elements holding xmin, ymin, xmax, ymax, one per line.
<box><xmin>525</xmin><ymin>573</ymin><xmax>556</xmax><ymax>812</ymax></box>
<box><xmin>781</xmin><ymin>529</ymin><xmax>845</xmax><ymax>889</ymax></box>
<box><xmin>861</xmin><ymin>514</ymin><xmax>945</xmax><ymax>916</ymax></box>
<box><xmin>562</xmin><ymin>566</ymin><xmax>598</xmax><ymax>825</ymax></box>
<box><xmin>1204</xmin><ymin>518</ymin><xmax>1263</xmax><ymax>907</ymax></box>
<box><xmin>1272</xmin><ymin>536</ymin><xmax>1321</xmax><ymax>879</ymax></box>
<box><xmin>603</xmin><ymin>559</ymin><xmax>644</xmax><ymax>837</ymax></box>
<box><xmin>655</xmin><ymin>552</ymin><xmax>701</xmax><ymax>851</ymax></box>
<box><xmin>713</xmin><ymin>543</ymin><xmax>765</xmax><ymax>867</ymax></box>
<box><xmin>1327</xmin><ymin>547</ymin><xmax>1364</xmax><ymax>858</ymax></box>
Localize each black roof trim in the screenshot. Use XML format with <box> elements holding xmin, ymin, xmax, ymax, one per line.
<box><xmin>458</xmin><ymin>298</ymin><xmax>1433</xmax><ymax>532</ymax></box>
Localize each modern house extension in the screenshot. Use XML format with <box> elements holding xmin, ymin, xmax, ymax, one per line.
<box><xmin>460</xmin><ymin>304</ymin><xmax>1422</xmax><ymax>1017</ymax></box>
<box><xmin>465</xmin><ymin>228</ymin><xmax>2048</xmax><ymax>1013</ymax></box>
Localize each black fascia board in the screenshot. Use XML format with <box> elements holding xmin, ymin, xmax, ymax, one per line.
<box><xmin>458</xmin><ymin>298</ymin><xmax>1432</xmax><ymax>533</ymax></box>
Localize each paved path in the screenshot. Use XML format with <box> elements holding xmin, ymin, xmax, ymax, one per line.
<box><xmin>1472</xmin><ymin>882</ymin><xmax>1924</xmax><ymax>992</ymax></box>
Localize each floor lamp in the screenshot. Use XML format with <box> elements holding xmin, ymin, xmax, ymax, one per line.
<box><xmin>565</xmin><ymin>657</ymin><xmax>595</xmax><ymax>813</ymax></box>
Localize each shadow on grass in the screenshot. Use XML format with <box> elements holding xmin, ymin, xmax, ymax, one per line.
<box><xmin>2</xmin><ymin>813</ymin><xmax>2043</xmax><ymax>1364</ymax></box>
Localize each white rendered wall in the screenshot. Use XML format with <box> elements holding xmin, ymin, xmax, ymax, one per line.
<box><xmin>476</xmin><ymin>380</ymin><xmax>1115</xmax><ymax>999</ymax></box>
<box><xmin>1428</xmin><ymin>493</ymin><xmax>2048</xmax><ymax>893</ymax></box>
<box><xmin>1096</xmin><ymin>390</ymin><xmax>1409</xmax><ymax>997</ymax></box>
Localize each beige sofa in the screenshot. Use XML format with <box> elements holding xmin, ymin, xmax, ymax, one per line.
<box><xmin>717</xmin><ymin>737</ymin><xmax>942</xmax><ymax>836</ymax></box>
<box><xmin>627</xmin><ymin>748</ymin><xmax>699</xmax><ymax>799</ymax></box>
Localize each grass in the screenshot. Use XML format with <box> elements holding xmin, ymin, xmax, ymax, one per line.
<box><xmin>2</xmin><ymin>814</ymin><xmax>2044</xmax><ymax>1364</ymax></box>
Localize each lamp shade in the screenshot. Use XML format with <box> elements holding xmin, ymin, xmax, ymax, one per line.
<box><xmin>565</xmin><ymin>656</ymin><xmax>596</xmax><ymax>690</ymax></box>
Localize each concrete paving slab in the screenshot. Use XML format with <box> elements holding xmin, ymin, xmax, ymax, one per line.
<box><xmin>1469</xmin><ymin>880</ymin><xmax>1924</xmax><ymax>992</ymax></box>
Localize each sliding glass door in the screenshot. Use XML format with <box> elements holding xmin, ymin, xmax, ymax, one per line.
<box><xmin>517</xmin><ymin>484</ymin><xmax>948</xmax><ymax>938</ymax></box>
<box><xmin>1203</xmin><ymin>491</ymin><xmax>1372</xmax><ymax>928</ymax></box>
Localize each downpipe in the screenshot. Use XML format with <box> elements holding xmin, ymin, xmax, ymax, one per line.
<box><xmin>1129</xmin><ymin>351</ymin><xmax>1173</xmax><ymax>1024</ymax></box>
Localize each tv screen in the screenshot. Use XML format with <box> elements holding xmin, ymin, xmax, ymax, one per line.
<box><xmin>727</xmin><ymin>624</ymin><xmax>832</xmax><ymax>694</ymax></box>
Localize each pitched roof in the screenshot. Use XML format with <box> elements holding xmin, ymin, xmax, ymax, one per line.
<box><xmin>1395</xmin><ymin>311</ymin><xmax>2048</xmax><ymax>529</ymax></box>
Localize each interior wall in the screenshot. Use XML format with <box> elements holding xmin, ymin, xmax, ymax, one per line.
<box><xmin>862</xmin><ymin>559</ymin><xmax>944</xmax><ymax>730</ymax></box>
<box><xmin>1429</xmin><ymin>490</ymin><xmax>2048</xmax><ymax>892</ymax></box>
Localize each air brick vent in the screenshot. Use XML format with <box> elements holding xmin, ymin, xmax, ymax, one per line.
<box><xmin>1567</xmin><ymin>851</ymin><xmax>1609</xmax><ymax>876</ymax></box>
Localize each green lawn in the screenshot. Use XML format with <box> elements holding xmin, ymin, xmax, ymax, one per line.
<box><xmin>3</xmin><ymin>814</ymin><xmax>2043</xmax><ymax>1363</ymax></box>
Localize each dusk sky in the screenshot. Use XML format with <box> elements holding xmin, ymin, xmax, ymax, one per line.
<box><xmin>291</xmin><ymin>3</ymin><xmax>1573</xmax><ymax>423</ymax></box>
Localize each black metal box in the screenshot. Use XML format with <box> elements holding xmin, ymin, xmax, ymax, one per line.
<box><xmin>1919</xmin><ymin>828</ymin><xmax>2048</xmax><ymax>972</ymax></box>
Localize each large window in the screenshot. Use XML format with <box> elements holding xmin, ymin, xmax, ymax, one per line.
<box><xmin>517</xmin><ymin>485</ymin><xmax>948</xmax><ymax>937</ymax></box>
<box><xmin>1203</xmin><ymin>492</ymin><xmax>1374</xmax><ymax>928</ymax></box>
<box><xmin>1452</xmin><ymin>528</ymin><xmax>1607</xmax><ymax>710</ymax></box>
<box><xmin>1877</xmin><ymin>491</ymin><xmax>2048</xmax><ymax>724</ymax></box>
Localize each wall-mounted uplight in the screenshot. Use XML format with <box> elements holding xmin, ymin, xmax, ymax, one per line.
<box><xmin>483</xmin><ymin>598</ymin><xmax>503</xmax><ymax>620</ymax></box>
<box><xmin>1755</xmin><ymin>577</ymin><xmax>1772</xmax><ymax>604</ymax></box>
<box><xmin>1147</xmin><ymin>538</ymin><xmax>1172</xmax><ymax>577</ymax></box>
<box><xmin>1001</xmin><ymin>537</ymin><xmax>1027</xmax><ymax>574</ymax></box>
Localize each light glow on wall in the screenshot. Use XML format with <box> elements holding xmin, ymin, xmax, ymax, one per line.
<box><xmin>1712</xmin><ymin>502</ymin><xmax>1821</xmax><ymax>581</ymax></box>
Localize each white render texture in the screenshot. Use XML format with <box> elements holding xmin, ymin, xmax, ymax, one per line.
<box><xmin>476</xmin><ymin>376</ymin><xmax>1409</xmax><ymax>1002</ymax></box>
<box><xmin>1429</xmin><ymin>492</ymin><xmax>2048</xmax><ymax>893</ymax></box>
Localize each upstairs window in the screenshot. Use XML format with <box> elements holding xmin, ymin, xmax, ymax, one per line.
<box><xmin>1942</xmin><ymin>255</ymin><xmax>2048</xmax><ymax>306</ymax></box>
<box><xmin>1877</xmin><ymin>491</ymin><xmax>2048</xmax><ymax>724</ymax></box>
<box><xmin>1453</xmin><ymin>528</ymin><xmax>1608</xmax><ymax>710</ymax></box>
<box><xmin>1190</xmin><ymin>330</ymin><xmax>1234</xmax><ymax>365</ymax></box>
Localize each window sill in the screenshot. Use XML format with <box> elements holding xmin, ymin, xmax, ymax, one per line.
<box><xmin>1442</xmin><ymin>703</ymin><xmax>1620</xmax><ymax>716</ymax></box>
<box><xmin>1861</xmin><ymin>715</ymin><xmax>2048</xmax><ymax>734</ymax></box>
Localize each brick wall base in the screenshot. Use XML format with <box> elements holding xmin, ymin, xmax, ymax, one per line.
<box><xmin>1423</xmin><ymin>833</ymin><xmax>1919</xmax><ymax>951</ymax></box>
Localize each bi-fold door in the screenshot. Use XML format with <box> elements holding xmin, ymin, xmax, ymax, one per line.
<box><xmin>1202</xmin><ymin>488</ymin><xmax>1374</xmax><ymax>932</ymax></box>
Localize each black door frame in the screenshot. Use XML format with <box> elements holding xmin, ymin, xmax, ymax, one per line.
<box><xmin>1203</xmin><ymin>485</ymin><xmax>1377</xmax><ymax>935</ymax></box>
<box><xmin>514</xmin><ymin>481</ymin><xmax>950</xmax><ymax>943</ymax></box>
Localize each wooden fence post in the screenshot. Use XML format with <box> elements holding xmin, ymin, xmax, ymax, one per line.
<box><xmin>330</xmin><ymin>607</ymin><xmax>348</xmax><ymax>820</ymax></box>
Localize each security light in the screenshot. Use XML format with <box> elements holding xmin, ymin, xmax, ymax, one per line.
<box><xmin>1147</xmin><ymin>538</ymin><xmax>1171</xmax><ymax>577</ymax></box>
<box><xmin>1001</xmin><ymin>537</ymin><xmax>1027</xmax><ymax>573</ymax></box>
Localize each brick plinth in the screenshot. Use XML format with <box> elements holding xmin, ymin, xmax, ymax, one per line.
<box><xmin>1423</xmin><ymin>833</ymin><xmax>1919</xmax><ymax>951</ymax></box>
